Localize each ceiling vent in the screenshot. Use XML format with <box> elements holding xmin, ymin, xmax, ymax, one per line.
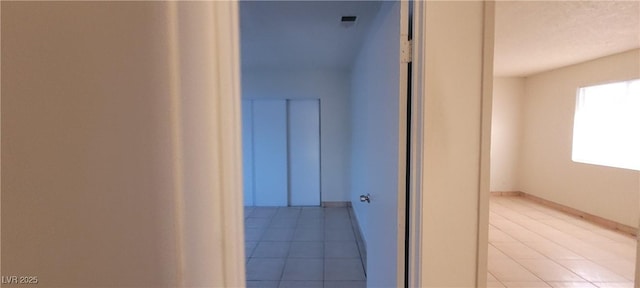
<box><xmin>340</xmin><ymin>16</ymin><xmax>357</xmax><ymax>28</ymax></box>
<box><xmin>341</xmin><ymin>16</ymin><xmax>357</xmax><ymax>22</ymax></box>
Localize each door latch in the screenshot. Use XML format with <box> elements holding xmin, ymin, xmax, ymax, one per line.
<box><xmin>359</xmin><ymin>194</ymin><xmax>371</xmax><ymax>203</ymax></box>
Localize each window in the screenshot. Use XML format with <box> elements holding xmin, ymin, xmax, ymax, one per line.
<box><xmin>572</xmin><ymin>79</ymin><xmax>640</xmax><ymax>171</ymax></box>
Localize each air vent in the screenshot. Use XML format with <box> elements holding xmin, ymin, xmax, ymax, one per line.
<box><xmin>341</xmin><ymin>16</ymin><xmax>357</xmax><ymax>22</ymax></box>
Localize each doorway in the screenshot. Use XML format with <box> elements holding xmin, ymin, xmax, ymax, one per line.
<box><xmin>488</xmin><ymin>31</ymin><xmax>638</xmax><ymax>288</ymax></box>
<box><xmin>239</xmin><ymin>1</ymin><xmax>409</xmax><ymax>287</ymax></box>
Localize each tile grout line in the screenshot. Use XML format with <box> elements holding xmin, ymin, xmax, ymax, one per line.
<box><xmin>501</xmin><ymin>197</ymin><xmax>634</xmax><ymax>278</ymax></box>
<box><xmin>489</xmin><ymin>214</ymin><xmax>589</xmax><ymax>284</ymax></box>
<box><xmin>279</xmin><ymin>207</ymin><xmax>299</xmax><ymax>283</ymax></box>
<box><xmin>490</xmin><ymin>199</ymin><xmax>592</xmax><ymax>285</ymax></box>
<box><xmin>244</xmin><ymin>207</ymin><xmax>371</xmax><ymax>286</ymax></box>
<box><xmin>489</xmin><ymin>197</ymin><xmax>631</xmax><ymax>286</ymax></box>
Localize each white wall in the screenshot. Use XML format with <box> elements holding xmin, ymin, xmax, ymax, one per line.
<box><xmin>1</xmin><ymin>2</ymin><xmax>180</xmax><ymax>285</ymax></box>
<box><xmin>2</xmin><ymin>2</ymin><xmax>246</xmax><ymax>286</ymax></box>
<box><xmin>241</xmin><ymin>69</ymin><xmax>351</xmax><ymax>202</ymax></box>
<box><xmin>491</xmin><ymin>77</ymin><xmax>525</xmax><ymax>192</ymax></box>
<box><xmin>519</xmin><ymin>49</ymin><xmax>640</xmax><ymax>227</ymax></box>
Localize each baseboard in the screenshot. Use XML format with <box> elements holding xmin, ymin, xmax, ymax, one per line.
<box><xmin>348</xmin><ymin>207</ymin><xmax>367</xmax><ymax>273</ymax></box>
<box><xmin>322</xmin><ymin>201</ymin><xmax>351</xmax><ymax>208</ymax></box>
<box><xmin>492</xmin><ymin>191</ymin><xmax>638</xmax><ymax>237</ymax></box>
<box><xmin>490</xmin><ymin>191</ymin><xmax>523</xmax><ymax>196</ymax></box>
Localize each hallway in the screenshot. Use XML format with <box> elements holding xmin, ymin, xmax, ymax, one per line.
<box><xmin>244</xmin><ymin>206</ymin><xmax>366</xmax><ymax>288</ymax></box>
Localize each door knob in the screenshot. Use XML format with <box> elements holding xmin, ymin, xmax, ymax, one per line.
<box><xmin>359</xmin><ymin>194</ymin><xmax>370</xmax><ymax>203</ymax></box>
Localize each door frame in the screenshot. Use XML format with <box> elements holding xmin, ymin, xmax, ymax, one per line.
<box><xmin>397</xmin><ymin>1</ymin><xmax>410</xmax><ymax>287</ymax></box>
<box><xmin>637</xmin><ymin>176</ymin><xmax>640</xmax><ymax>287</ymax></box>
<box><xmin>406</xmin><ymin>1</ymin><xmax>494</xmax><ymax>287</ymax></box>
<box><xmin>191</xmin><ymin>1</ymin><xmax>246</xmax><ymax>286</ymax></box>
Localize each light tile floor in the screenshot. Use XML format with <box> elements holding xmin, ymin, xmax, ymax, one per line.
<box><xmin>488</xmin><ymin>196</ymin><xmax>636</xmax><ymax>288</ymax></box>
<box><xmin>244</xmin><ymin>206</ymin><xmax>366</xmax><ymax>288</ymax></box>
<box><xmin>244</xmin><ymin>197</ymin><xmax>636</xmax><ymax>288</ymax></box>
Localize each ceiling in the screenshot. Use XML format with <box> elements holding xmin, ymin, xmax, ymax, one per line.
<box><xmin>240</xmin><ymin>1</ymin><xmax>640</xmax><ymax>76</ymax></box>
<box><xmin>494</xmin><ymin>1</ymin><xmax>640</xmax><ymax>77</ymax></box>
<box><xmin>240</xmin><ymin>1</ymin><xmax>382</xmax><ymax>70</ymax></box>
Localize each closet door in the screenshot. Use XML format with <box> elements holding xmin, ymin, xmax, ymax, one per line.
<box><xmin>241</xmin><ymin>100</ymin><xmax>254</xmax><ymax>206</ymax></box>
<box><xmin>288</xmin><ymin>100</ymin><xmax>320</xmax><ymax>206</ymax></box>
<box><xmin>252</xmin><ymin>100</ymin><xmax>288</xmax><ymax>206</ymax></box>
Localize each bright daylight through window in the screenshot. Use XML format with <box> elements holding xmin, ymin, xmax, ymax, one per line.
<box><xmin>572</xmin><ymin>79</ymin><xmax>640</xmax><ymax>171</ymax></box>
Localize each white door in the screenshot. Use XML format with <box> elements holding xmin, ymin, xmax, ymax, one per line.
<box><xmin>351</xmin><ymin>1</ymin><xmax>409</xmax><ymax>287</ymax></box>
<box><xmin>252</xmin><ymin>100</ymin><xmax>288</xmax><ymax>206</ymax></box>
<box><xmin>367</xmin><ymin>2</ymin><xmax>408</xmax><ymax>286</ymax></box>
<box><xmin>366</xmin><ymin>1</ymin><xmax>408</xmax><ymax>285</ymax></box>
<box><xmin>288</xmin><ymin>99</ymin><xmax>321</xmax><ymax>206</ymax></box>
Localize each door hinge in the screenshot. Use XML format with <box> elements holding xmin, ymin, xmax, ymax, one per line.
<box><xmin>401</xmin><ymin>38</ymin><xmax>412</xmax><ymax>63</ymax></box>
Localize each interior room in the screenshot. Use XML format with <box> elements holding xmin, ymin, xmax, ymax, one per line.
<box><xmin>488</xmin><ymin>1</ymin><xmax>640</xmax><ymax>287</ymax></box>
<box><xmin>239</xmin><ymin>1</ymin><xmax>406</xmax><ymax>287</ymax></box>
